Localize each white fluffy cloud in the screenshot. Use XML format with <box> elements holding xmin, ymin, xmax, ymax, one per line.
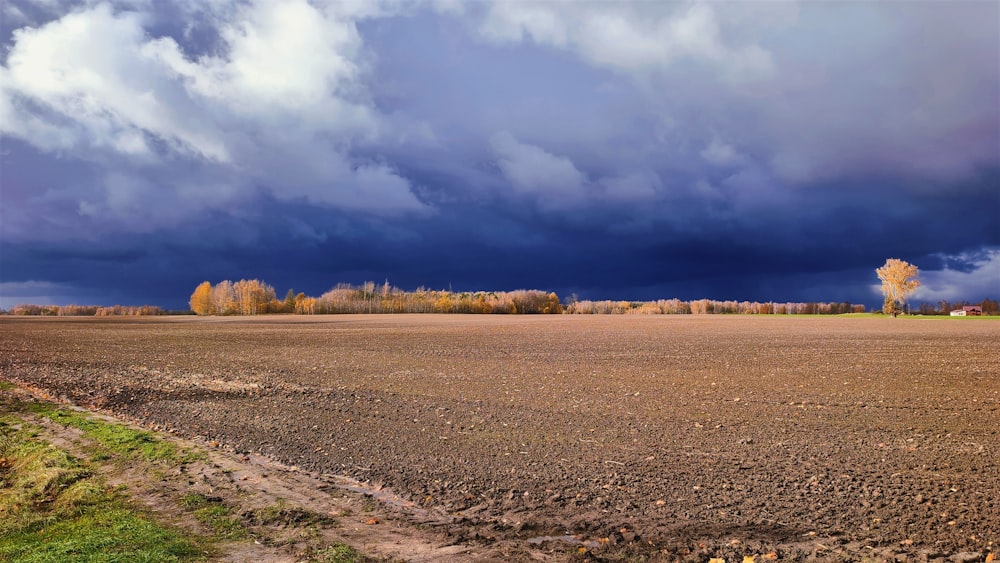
<box><xmin>0</xmin><ymin>0</ymin><xmax>424</xmax><ymax>238</ymax></box>
<box><xmin>479</xmin><ymin>2</ymin><xmax>776</xmax><ymax>81</ymax></box>
<box><xmin>145</xmin><ymin>0</ymin><xmax>376</xmax><ymax>130</ymax></box>
<box><xmin>2</xmin><ymin>4</ymin><xmax>228</xmax><ymax>160</ymax></box>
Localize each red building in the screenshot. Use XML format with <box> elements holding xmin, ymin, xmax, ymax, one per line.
<box><xmin>950</xmin><ymin>306</ymin><xmax>983</xmax><ymax>316</ymax></box>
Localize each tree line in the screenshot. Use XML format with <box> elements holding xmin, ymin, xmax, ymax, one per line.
<box><xmin>564</xmin><ymin>298</ymin><xmax>867</xmax><ymax>315</ymax></box>
<box><xmin>189</xmin><ymin>280</ymin><xmax>563</xmax><ymax>315</ymax></box>
<box><xmin>5</xmin><ymin>304</ymin><xmax>165</xmax><ymax>316</ymax></box>
<box><xmin>186</xmin><ymin>279</ymin><xmax>879</xmax><ymax>317</ymax></box>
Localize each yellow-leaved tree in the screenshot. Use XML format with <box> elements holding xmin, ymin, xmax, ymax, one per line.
<box><xmin>876</xmin><ymin>258</ymin><xmax>920</xmax><ymax>317</ymax></box>
<box><xmin>189</xmin><ymin>281</ymin><xmax>214</xmax><ymax>315</ymax></box>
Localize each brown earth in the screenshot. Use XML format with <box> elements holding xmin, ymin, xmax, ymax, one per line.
<box><xmin>1</xmin><ymin>315</ymin><xmax>997</xmax><ymax>562</ymax></box>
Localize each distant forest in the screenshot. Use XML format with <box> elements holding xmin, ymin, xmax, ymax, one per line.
<box><xmin>4</xmin><ymin>279</ymin><xmax>996</xmax><ymax>317</ymax></box>
<box><xmin>5</xmin><ymin>304</ymin><xmax>166</xmax><ymax>316</ymax></box>
<box><xmin>187</xmin><ymin>280</ymin><xmax>563</xmax><ymax>315</ymax></box>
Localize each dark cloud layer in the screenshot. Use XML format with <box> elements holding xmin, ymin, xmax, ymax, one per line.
<box><xmin>1</xmin><ymin>1</ymin><xmax>998</xmax><ymax>310</ymax></box>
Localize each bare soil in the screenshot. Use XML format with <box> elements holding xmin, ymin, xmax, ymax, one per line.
<box><xmin>1</xmin><ymin>315</ymin><xmax>997</xmax><ymax>562</ymax></box>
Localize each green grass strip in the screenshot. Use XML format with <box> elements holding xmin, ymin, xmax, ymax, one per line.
<box><xmin>0</xmin><ymin>508</ymin><xmax>200</xmax><ymax>563</ymax></box>
<box><xmin>180</xmin><ymin>493</ymin><xmax>247</xmax><ymax>541</ymax></box>
<box><xmin>314</xmin><ymin>542</ymin><xmax>377</xmax><ymax>563</ymax></box>
<box><xmin>26</xmin><ymin>403</ymin><xmax>180</xmax><ymax>462</ymax></box>
<box><xmin>0</xmin><ymin>417</ymin><xmax>202</xmax><ymax>562</ymax></box>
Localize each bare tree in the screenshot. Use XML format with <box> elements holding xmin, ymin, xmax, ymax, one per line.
<box><xmin>876</xmin><ymin>258</ymin><xmax>920</xmax><ymax>317</ymax></box>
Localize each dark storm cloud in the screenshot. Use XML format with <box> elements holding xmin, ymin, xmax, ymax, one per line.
<box><xmin>1</xmin><ymin>1</ymin><xmax>997</xmax><ymax>309</ymax></box>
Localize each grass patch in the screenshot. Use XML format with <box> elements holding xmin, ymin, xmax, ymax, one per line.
<box><xmin>0</xmin><ymin>380</ymin><xmax>14</xmax><ymax>391</ymax></box>
<box><xmin>180</xmin><ymin>492</ymin><xmax>247</xmax><ymax>540</ymax></box>
<box><xmin>313</xmin><ymin>542</ymin><xmax>378</xmax><ymax>563</ymax></box>
<box><xmin>24</xmin><ymin>402</ymin><xmax>195</xmax><ymax>463</ymax></box>
<box><xmin>0</xmin><ymin>416</ymin><xmax>202</xmax><ymax>562</ymax></box>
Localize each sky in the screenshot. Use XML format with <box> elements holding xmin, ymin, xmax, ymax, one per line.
<box><xmin>1</xmin><ymin>0</ymin><xmax>998</xmax><ymax>311</ymax></box>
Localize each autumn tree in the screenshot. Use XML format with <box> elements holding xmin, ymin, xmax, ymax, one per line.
<box><xmin>296</xmin><ymin>296</ymin><xmax>317</xmax><ymax>314</ymax></box>
<box><xmin>189</xmin><ymin>281</ymin><xmax>214</xmax><ymax>315</ymax></box>
<box><xmin>233</xmin><ymin>279</ymin><xmax>276</xmax><ymax>315</ymax></box>
<box><xmin>542</xmin><ymin>292</ymin><xmax>562</xmax><ymax>314</ymax></box>
<box><xmin>876</xmin><ymin>258</ymin><xmax>920</xmax><ymax>317</ymax></box>
<box><xmin>212</xmin><ymin>280</ymin><xmax>238</xmax><ymax>315</ymax></box>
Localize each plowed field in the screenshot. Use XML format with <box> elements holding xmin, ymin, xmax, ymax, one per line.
<box><xmin>1</xmin><ymin>315</ymin><xmax>997</xmax><ymax>561</ymax></box>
